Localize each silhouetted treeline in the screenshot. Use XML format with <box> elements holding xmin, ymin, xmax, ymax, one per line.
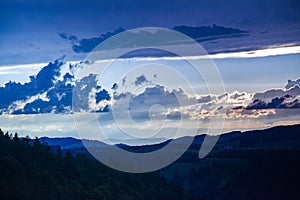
<box><xmin>2</xmin><ymin>124</ymin><xmax>300</xmax><ymax>200</ymax></box>
<box><xmin>0</xmin><ymin>129</ymin><xmax>194</xmax><ymax>200</ymax></box>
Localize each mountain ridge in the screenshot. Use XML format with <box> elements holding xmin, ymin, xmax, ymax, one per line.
<box><xmin>40</xmin><ymin>124</ymin><xmax>300</xmax><ymax>152</ymax></box>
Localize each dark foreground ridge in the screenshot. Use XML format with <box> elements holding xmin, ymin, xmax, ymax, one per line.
<box><xmin>0</xmin><ymin>129</ymin><xmax>193</xmax><ymax>200</ymax></box>
<box><xmin>1</xmin><ymin>124</ymin><xmax>300</xmax><ymax>199</ymax></box>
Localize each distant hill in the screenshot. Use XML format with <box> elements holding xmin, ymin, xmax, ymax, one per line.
<box><xmin>41</xmin><ymin>124</ymin><xmax>300</xmax><ymax>153</ymax></box>
<box><xmin>40</xmin><ymin>137</ymin><xmax>107</xmax><ymax>150</ymax></box>
<box><xmin>161</xmin><ymin>124</ymin><xmax>300</xmax><ymax>199</ymax></box>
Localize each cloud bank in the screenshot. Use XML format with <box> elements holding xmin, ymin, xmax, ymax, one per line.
<box><xmin>0</xmin><ymin>57</ymin><xmax>112</xmax><ymax>115</ymax></box>
<box><xmin>59</xmin><ymin>25</ymin><xmax>248</xmax><ymax>55</ymax></box>
<box><xmin>0</xmin><ymin>57</ymin><xmax>299</xmax><ymax>141</ymax></box>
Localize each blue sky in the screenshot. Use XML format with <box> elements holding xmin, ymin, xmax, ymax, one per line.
<box><xmin>0</xmin><ymin>0</ymin><xmax>300</xmax><ymax>144</ymax></box>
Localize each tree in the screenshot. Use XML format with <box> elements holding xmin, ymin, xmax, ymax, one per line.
<box><xmin>13</xmin><ymin>133</ymin><xmax>19</xmax><ymax>142</ymax></box>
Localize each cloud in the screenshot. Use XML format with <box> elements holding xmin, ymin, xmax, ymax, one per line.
<box><xmin>58</xmin><ymin>24</ymin><xmax>299</xmax><ymax>59</ymax></box>
<box><xmin>0</xmin><ymin>57</ymin><xmax>112</xmax><ymax>115</ymax></box>
<box><xmin>117</xmin><ymin>87</ymin><xmax>252</xmax><ymax>122</ymax></box>
<box><xmin>1</xmin><ymin>60</ymin><xmax>299</xmax><ymax>141</ymax></box>
<box><xmin>285</xmin><ymin>78</ymin><xmax>300</xmax><ymax>90</ymax></box>
<box><xmin>111</xmin><ymin>83</ymin><xmax>118</xmax><ymax>90</ymax></box>
<box><xmin>230</xmin><ymin>92</ymin><xmax>245</xmax><ymax>99</ymax></box>
<box><xmin>157</xmin><ymin>79</ymin><xmax>300</xmax><ymax>122</ymax></box>
<box><xmin>246</xmin><ymin>95</ymin><xmax>300</xmax><ymax>109</ymax></box>
<box><xmin>197</xmin><ymin>95</ymin><xmax>212</xmax><ymax>103</ymax></box>
<box><xmin>57</xmin><ymin>33</ymin><xmax>78</xmax><ymax>44</ymax></box>
<box><xmin>226</xmin><ymin>108</ymin><xmax>276</xmax><ymax>119</ymax></box>
<box><xmin>113</xmin><ymin>84</ymin><xmax>251</xmax><ymax>122</ymax></box>
<box><xmin>253</xmin><ymin>84</ymin><xmax>300</xmax><ymax>101</ymax></box>
<box><xmin>173</xmin><ymin>24</ymin><xmax>248</xmax><ymax>42</ymax></box>
<box><xmin>246</xmin><ymin>78</ymin><xmax>300</xmax><ymax>111</ymax></box>
<box><xmin>129</xmin><ymin>86</ymin><xmax>197</xmax><ymax>109</ymax></box>
<box><xmin>2</xmin><ymin>0</ymin><xmax>300</xmax><ymax>66</ymax></box>
<box><xmin>19</xmin><ymin>99</ymin><xmax>52</xmax><ymax>114</ymax></box>
<box><xmin>96</xmin><ymin>89</ymin><xmax>111</xmax><ymax>103</ymax></box>
<box><xmin>11</xmin><ymin>71</ymin><xmax>74</xmax><ymax>114</ymax></box>
<box><xmin>29</xmin><ymin>43</ymin><xmax>40</xmax><ymax>50</ymax></box>
<box><xmin>60</xmin><ymin>27</ymin><xmax>126</xmax><ymax>53</ymax></box>
<box><xmin>1</xmin><ymin>54</ymin><xmax>299</xmax><ymax>139</ymax></box>
<box><xmin>113</xmin><ymin>92</ymin><xmax>131</xmax><ymax>100</ymax></box>
<box><xmin>121</xmin><ymin>76</ymin><xmax>126</xmax><ymax>87</ymax></box>
<box><xmin>59</xmin><ymin>25</ymin><xmax>248</xmax><ymax>55</ymax></box>
<box><xmin>220</xmin><ymin>79</ymin><xmax>300</xmax><ymax>120</ymax></box>
<box><xmin>111</xmin><ymin>85</ymin><xmax>198</xmax><ymax>122</ymax></box>
<box><xmin>134</xmin><ymin>74</ymin><xmax>149</xmax><ymax>86</ymax></box>
<box><xmin>0</xmin><ymin>56</ymin><xmax>65</xmax><ymax>112</ymax></box>
<box><xmin>73</xmin><ymin>74</ymin><xmax>111</xmax><ymax>113</ymax></box>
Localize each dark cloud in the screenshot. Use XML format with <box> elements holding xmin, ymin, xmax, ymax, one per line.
<box><xmin>68</xmin><ymin>60</ymin><xmax>91</xmax><ymax>75</ymax></box>
<box><xmin>0</xmin><ymin>56</ymin><xmax>113</xmax><ymax>114</ymax></box>
<box><xmin>72</xmin><ymin>74</ymin><xmax>99</xmax><ymax>112</ymax></box>
<box><xmin>110</xmin><ymin>85</ymin><xmax>197</xmax><ymax>121</ymax></box>
<box><xmin>173</xmin><ymin>25</ymin><xmax>248</xmax><ymax>42</ymax></box>
<box><xmin>0</xmin><ymin>56</ymin><xmax>65</xmax><ymax>112</ymax></box>
<box><xmin>96</xmin><ymin>89</ymin><xmax>111</xmax><ymax>104</ymax></box>
<box><xmin>60</xmin><ymin>27</ymin><xmax>126</xmax><ymax>53</ymax></box>
<box><xmin>285</xmin><ymin>78</ymin><xmax>300</xmax><ymax>90</ymax></box>
<box><xmin>238</xmin><ymin>79</ymin><xmax>300</xmax><ymax>111</ymax></box>
<box><xmin>57</xmin><ymin>33</ymin><xmax>78</xmax><ymax>44</ymax></box>
<box><xmin>218</xmin><ymin>93</ymin><xmax>228</xmax><ymax>100</ymax></box>
<box><xmin>197</xmin><ymin>95</ymin><xmax>212</xmax><ymax>103</ymax></box>
<box><xmin>253</xmin><ymin>85</ymin><xmax>300</xmax><ymax>100</ymax></box>
<box><xmin>60</xmin><ymin>25</ymin><xmax>248</xmax><ymax>55</ymax></box>
<box><xmin>232</xmin><ymin>106</ymin><xmax>244</xmax><ymax>110</ymax></box>
<box><xmin>128</xmin><ymin>86</ymin><xmax>178</xmax><ymax>120</ymax></box>
<box><xmin>111</xmin><ymin>83</ymin><xmax>118</xmax><ymax>90</ymax></box>
<box><xmin>72</xmin><ymin>74</ymin><xmax>111</xmax><ymax>113</ymax></box>
<box><xmin>231</xmin><ymin>92</ymin><xmax>245</xmax><ymax>99</ymax></box>
<box><xmin>134</xmin><ymin>74</ymin><xmax>148</xmax><ymax>86</ymax></box>
<box><xmin>246</xmin><ymin>99</ymin><xmax>268</xmax><ymax>110</ymax></box>
<box><xmin>12</xmin><ymin>72</ymin><xmax>75</xmax><ymax>114</ymax></box>
<box><xmin>2</xmin><ymin>0</ymin><xmax>300</xmax><ymax>65</ymax></box>
<box><xmin>44</xmin><ymin>73</ymin><xmax>74</xmax><ymax>113</ymax></box>
<box><xmin>246</xmin><ymin>95</ymin><xmax>300</xmax><ymax>109</ymax></box>
<box><xmin>121</xmin><ymin>76</ymin><xmax>126</xmax><ymax>87</ymax></box>
<box><xmin>128</xmin><ymin>85</ymin><xmax>197</xmax><ymax>111</ymax></box>
<box><xmin>113</xmin><ymin>92</ymin><xmax>131</xmax><ymax>100</ymax></box>
<box><xmin>15</xmin><ymin>99</ymin><xmax>51</xmax><ymax>115</ymax></box>
<box><xmin>166</xmin><ymin>111</ymin><xmax>191</xmax><ymax>120</ymax></box>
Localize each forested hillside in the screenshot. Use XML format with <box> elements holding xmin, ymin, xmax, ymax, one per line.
<box><xmin>0</xmin><ymin>129</ymin><xmax>193</xmax><ymax>200</ymax></box>
<box><xmin>1</xmin><ymin>125</ymin><xmax>300</xmax><ymax>199</ymax></box>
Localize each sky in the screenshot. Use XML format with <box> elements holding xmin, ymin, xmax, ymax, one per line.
<box><xmin>0</xmin><ymin>0</ymin><xmax>300</xmax><ymax>145</ymax></box>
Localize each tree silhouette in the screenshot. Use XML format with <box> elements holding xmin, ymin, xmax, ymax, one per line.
<box><xmin>0</xmin><ymin>130</ymin><xmax>194</xmax><ymax>200</ymax></box>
